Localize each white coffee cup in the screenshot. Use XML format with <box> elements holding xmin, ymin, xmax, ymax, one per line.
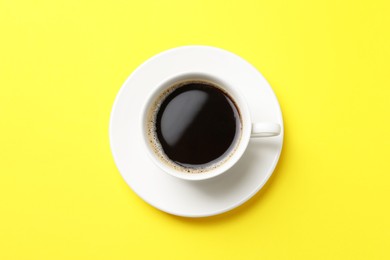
<box><xmin>141</xmin><ymin>72</ymin><xmax>281</xmax><ymax>181</ymax></box>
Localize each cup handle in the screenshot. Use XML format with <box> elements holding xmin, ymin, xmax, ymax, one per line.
<box><xmin>251</xmin><ymin>123</ymin><xmax>281</xmax><ymax>138</ymax></box>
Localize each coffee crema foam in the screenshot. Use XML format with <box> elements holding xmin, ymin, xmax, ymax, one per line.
<box><xmin>146</xmin><ymin>80</ymin><xmax>242</xmax><ymax>174</ymax></box>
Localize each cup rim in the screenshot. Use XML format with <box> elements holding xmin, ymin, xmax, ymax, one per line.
<box><xmin>140</xmin><ymin>71</ymin><xmax>252</xmax><ymax>181</ymax></box>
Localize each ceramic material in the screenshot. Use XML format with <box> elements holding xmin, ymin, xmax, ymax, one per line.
<box><xmin>140</xmin><ymin>72</ymin><xmax>281</xmax><ymax>181</ymax></box>
<box><xmin>110</xmin><ymin>46</ymin><xmax>284</xmax><ymax>217</ymax></box>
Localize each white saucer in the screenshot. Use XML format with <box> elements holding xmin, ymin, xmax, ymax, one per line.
<box><xmin>109</xmin><ymin>46</ymin><xmax>284</xmax><ymax>217</ymax></box>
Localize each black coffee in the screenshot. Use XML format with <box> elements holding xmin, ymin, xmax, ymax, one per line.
<box><xmin>151</xmin><ymin>81</ymin><xmax>241</xmax><ymax>171</ymax></box>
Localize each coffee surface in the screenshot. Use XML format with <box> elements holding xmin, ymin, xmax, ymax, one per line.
<box><xmin>155</xmin><ymin>82</ymin><xmax>241</xmax><ymax>169</ymax></box>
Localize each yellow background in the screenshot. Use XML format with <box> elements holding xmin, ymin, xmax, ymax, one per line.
<box><xmin>1</xmin><ymin>0</ymin><xmax>389</xmax><ymax>259</ymax></box>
